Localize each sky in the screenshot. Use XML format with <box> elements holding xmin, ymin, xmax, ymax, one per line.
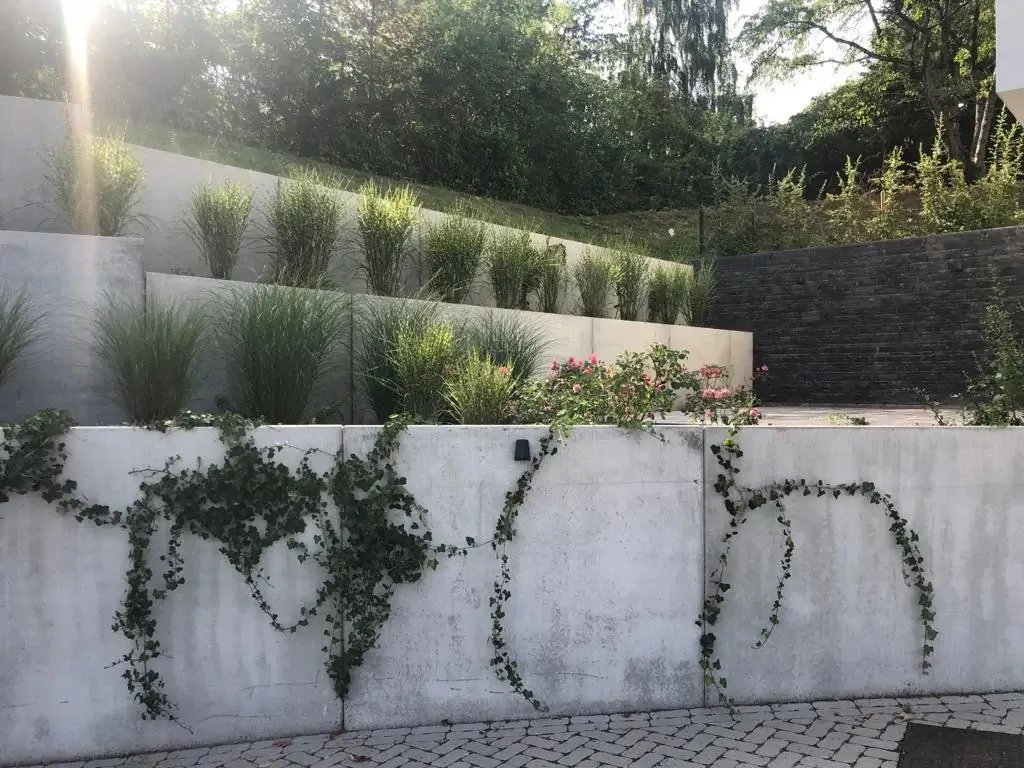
<box><xmin>730</xmin><ymin>0</ymin><xmax>864</xmax><ymax>124</ymax></box>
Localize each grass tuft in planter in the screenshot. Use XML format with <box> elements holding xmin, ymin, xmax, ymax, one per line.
<box><xmin>613</xmin><ymin>250</ymin><xmax>650</xmax><ymax>322</ymax></box>
<box><xmin>357</xmin><ymin>181</ymin><xmax>419</xmax><ymax>297</ymax></box>
<box><xmin>572</xmin><ymin>249</ymin><xmax>615</xmax><ymax>318</ymax></box>
<box><xmin>184</xmin><ymin>181</ymin><xmax>254</xmax><ymax>279</ymax></box>
<box><xmin>216</xmin><ymin>284</ymin><xmax>348</xmax><ymax>423</ymax></box>
<box><xmin>48</xmin><ymin>131</ymin><xmax>145</xmax><ymax>237</ymax></box>
<box><xmin>266</xmin><ymin>171</ymin><xmax>344</xmax><ymax>287</ymax></box>
<box><xmin>93</xmin><ymin>295</ymin><xmax>208</xmax><ymax>423</ymax></box>
<box><xmin>423</xmin><ymin>213</ymin><xmax>486</xmax><ymax>304</ymax></box>
<box><xmin>0</xmin><ymin>287</ymin><xmax>43</xmax><ymax>391</ymax></box>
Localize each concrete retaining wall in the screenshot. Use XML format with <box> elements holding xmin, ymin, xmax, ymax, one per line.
<box><xmin>0</xmin><ymin>230</ymin><xmax>145</xmax><ymax>424</ymax></box>
<box><xmin>0</xmin><ymin>95</ymin><xmax>690</xmax><ymax>318</ymax></box>
<box><xmin>147</xmin><ymin>272</ymin><xmax>753</xmax><ymax>424</ymax></box>
<box><xmin>0</xmin><ymin>425</ymin><xmax>706</xmax><ymax>763</ymax></box>
<box><xmin>4</xmin><ymin>425</ymin><xmax>1024</xmax><ymax>765</ymax></box>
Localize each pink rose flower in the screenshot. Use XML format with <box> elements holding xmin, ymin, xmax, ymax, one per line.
<box><xmin>588</xmin><ymin>353</ymin><xmax>599</xmax><ymax>364</ymax></box>
<box><xmin>572</xmin><ymin>383</ymin><xmax>582</xmax><ymax>394</ymax></box>
<box><xmin>498</xmin><ymin>366</ymin><xmax>509</xmax><ymax>375</ymax></box>
<box><xmin>749</xmin><ymin>408</ymin><xmax>761</xmax><ymax>419</ymax></box>
<box><xmin>761</xmin><ymin>364</ymin><xmax>769</xmax><ymax>372</ymax></box>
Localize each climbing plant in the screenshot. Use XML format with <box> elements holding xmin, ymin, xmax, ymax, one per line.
<box><xmin>0</xmin><ymin>409</ymin><xmax>469</xmax><ymax>719</ymax></box>
<box><xmin>698</xmin><ymin>424</ymin><xmax>937</xmax><ymax>707</ymax></box>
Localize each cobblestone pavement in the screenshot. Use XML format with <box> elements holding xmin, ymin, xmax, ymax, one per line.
<box><xmin>35</xmin><ymin>692</ymin><xmax>1024</xmax><ymax>768</ymax></box>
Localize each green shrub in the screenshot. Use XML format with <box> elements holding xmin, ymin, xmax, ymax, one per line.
<box><xmin>0</xmin><ymin>287</ymin><xmax>43</xmax><ymax>391</ymax></box>
<box><xmin>467</xmin><ymin>311</ymin><xmax>549</xmax><ymax>387</ymax></box>
<box><xmin>573</xmin><ymin>250</ymin><xmax>615</xmax><ymax>318</ymax></box>
<box><xmin>184</xmin><ymin>181</ymin><xmax>254</xmax><ymax>279</ymax></box>
<box><xmin>216</xmin><ymin>284</ymin><xmax>348</xmax><ymax>423</ymax></box>
<box><xmin>392</xmin><ymin>322</ymin><xmax>460</xmax><ymax>421</ymax></box>
<box><xmin>93</xmin><ymin>295</ymin><xmax>207</xmax><ymax>423</ymax></box>
<box><xmin>355</xmin><ymin>299</ymin><xmax>451</xmax><ymax>422</ymax></box>
<box><xmin>538</xmin><ymin>244</ymin><xmax>567</xmax><ymax>313</ymax></box>
<box><xmin>682</xmin><ymin>256</ymin><xmax>716</xmax><ymax>327</ymax></box>
<box><xmin>424</xmin><ymin>213</ymin><xmax>486</xmax><ymax>303</ymax></box>
<box><xmin>613</xmin><ymin>250</ymin><xmax>650</xmax><ymax>321</ymax></box>
<box><xmin>49</xmin><ymin>132</ymin><xmax>145</xmax><ymax>237</ymax></box>
<box><xmin>963</xmin><ymin>278</ymin><xmax>1024</xmax><ymax>426</ymax></box>
<box><xmin>357</xmin><ymin>181</ymin><xmax>419</xmax><ymax>297</ymax></box>
<box><xmin>445</xmin><ymin>351</ymin><xmax>515</xmax><ymax>424</ymax></box>
<box><xmin>266</xmin><ymin>171</ymin><xmax>344</xmax><ymax>287</ymax></box>
<box><xmin>486</xmin><ymin>231</ymin><xmax>542</xmax><ymax>310</ymax></box>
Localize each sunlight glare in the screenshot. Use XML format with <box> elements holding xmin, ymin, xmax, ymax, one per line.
<box><xmin>61</xmin><ymin>0</ymin><xmax>99</xmax><ymax>235</ymax></box>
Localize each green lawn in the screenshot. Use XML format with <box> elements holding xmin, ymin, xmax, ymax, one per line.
<box><xmin>103</xmin><ymin>116</ymin><xmax>701</xmax><ymax>261</ymax></box>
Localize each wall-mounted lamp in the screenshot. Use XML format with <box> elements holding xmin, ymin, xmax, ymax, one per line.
<box><xmin>513</xmin><ymin>439</ymin><xmax>531</xmax><ymax>462</ymax></box>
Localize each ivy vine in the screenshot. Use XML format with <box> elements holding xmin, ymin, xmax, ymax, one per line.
<box><xmin>0</xmin><ymin>410</ymin><xmax>471</xmax><ymax>720</ymax></box>
<box><xmin>488</xmin><ymin>428</ymin><xmax>559</xmax><ymax>712</ymax></box>
<box><xmin>698</xmin><ymin>424</ymin><xmax>938</xmax><ymax>707</ymax></box>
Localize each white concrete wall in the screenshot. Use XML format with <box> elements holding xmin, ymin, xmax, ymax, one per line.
<box><xmin>704</xmin><ymin>426</ymin><xmax>1024</xmax><ymax>705</ymax></box>
<box><xmin>0</xmin><ymin>230</ymin><xmax>145</xmax><ymax>424</ymax></box>
<box><xmin>0</xmin><ymin>95</ymin><xmax>693</xmax><ymax>319</ymax></box>
<box><xmin>6</xmin><ymin>424</ymin><xmax>1024</xmax><ymax>766</ymax></box>
<box><xmin>997</xmin><ymin>0</ymin><xmax>1024</xmax><ymax>122</ymax></box>
<box><xmin>0</xmin><ymin>426</ymin><xmax>343</xmax><ymax>764</ymax></box>
<box><xmin>0</xmin><ymin>424</ymin><xmax>705</xmax><ymax>764</ymax></box>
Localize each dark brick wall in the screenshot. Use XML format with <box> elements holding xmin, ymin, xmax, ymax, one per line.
<box><xmin>710</xmin><ymin>226</ymin><xmax>1024</xmax><ymax>404</ymax></box>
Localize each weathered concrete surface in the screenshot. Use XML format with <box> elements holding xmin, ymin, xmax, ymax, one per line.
<box><xmin>342</xmin><ymin>425</ymin><xmax>706</xmax><ymax>730</ymax></box>
<box><xmin>0</xmin><ymin>426</ymin><xmax>344</xmax><ymax>765</ymax></box>
<box><xmin>704</xmin><ymin>426</ymin><xmax>1024</xmax><ymax>705</ymax></box>
<box><xmin>0</xmin><ymin>230</ymin><xmax>144</xmax><ymax>424</ymax></box>
<box><xmin>0</xmin><ymin>425</ymin><xmax>704</xmax><ymax>763</ymax></box>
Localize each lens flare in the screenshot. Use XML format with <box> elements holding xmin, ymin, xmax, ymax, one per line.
<box><xmin>61</xmin><ymin>0</ymin><xmax>98</xmax><ymax>233</ymax></box>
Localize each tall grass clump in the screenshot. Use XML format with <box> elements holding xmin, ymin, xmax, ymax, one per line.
<box><xmin>486</xmin><ymin>231</ymin><xmax>542</xmax><ymax>310</ymax></box>
<box><xmin>647</xmin><ymin>265</ymin><xmax>682</xmax><ymax>324</ymax></box>
<box><xmin>538</xmin><ymin>244</ymin><xmax>567</xmax><ymax>313</ymax></box>
<box><xmin>424</xmin><ymin>213</ymin><xmax>486</xmax><ymax>303</ymax></box>
<box><xmin>184</xmin><ymin>181</ymin><xmax>254</xmax><ymax>279</ymax></box>
<box><xmin>355</xmin><ymin>300</ymin><xmax>454</xmax><ymax>421</ymax></box>
<box><xmin>0</xmin><ymin>287</ymin><xmax>43</xmax><ymax>391</ymax></box>
<box><xmin>467</xmin><ymin>311</ymin><xmax>549</xmax><ymax>387</ymax></box>
<box><xmin>216</xmin><ymin>284</ymin><xmax>348</xmax><ymax>423</ymax></box>
<box><xmin>392</xmin><ymin>323</ymin><xmax>460</xmax><ymax>421</ymax></box>
<box><xmin>357</xmin><ymin>181</ymin><xmax>419</xmax><ymax>297</ymax></box>
<box><xmin>613</xmin><ymin>250</ymin><xmax>650</xmax><ymax>321</ymax></box>
<box><xmin>682</xmin><ymin>256</ymin><xmax>716</xmax><ymax>327</ymax></box>
<box><xmin>49</xmin><ymin>132</ymin><xmax>145</xmax><ymax>236</ymax></box>
<box><xmin>573</xmin><ymin>250</ymin><xmax>615</xmax><ymax>318</ymax></box>
<box><xmin>266</xmin><ymin>171</ymin><xmax>344</xmax><ymax>287</ymax></box>
<box><xmin>446</xmin><ymin>351</ymin><xmax>515</xmax><ymax>425</ymax></box>
<box><xmin>93</xmin><ymin>295</ymin><xmax>208</xmax><ymax>423</ymax></box>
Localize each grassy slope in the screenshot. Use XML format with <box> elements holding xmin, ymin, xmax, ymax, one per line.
<box><xmin>106</xmin><ymin>117</ymin><xmax>701</xmax><ymax>261</ymax></box>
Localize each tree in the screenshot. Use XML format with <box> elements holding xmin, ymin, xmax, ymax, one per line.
<box><xmin>739</xmin><ymin>0</ymin><xmax>997</xmax><ymax>178</ymax></box>
<box><xmin>626</xmin><ymin>0</ymin><xmax>741</xmax><ymax>110</ymax></box>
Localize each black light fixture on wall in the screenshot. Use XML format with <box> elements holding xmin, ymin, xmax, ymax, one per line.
<box><xmin>513</xmin><ymin>439</ymin><xmax>531</xmax><ymax>461</ymax></box>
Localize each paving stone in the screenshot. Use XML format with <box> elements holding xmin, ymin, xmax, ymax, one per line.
<box><xmin>43</xmin><ymin>691</ymin><xmax>1024</xmax><ymax>768</ymax></box>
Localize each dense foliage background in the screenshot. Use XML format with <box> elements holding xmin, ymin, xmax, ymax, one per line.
<box><xmin>0</xmin><ymin>0</ymin><xmax>1002</xmax><ymax>226</ymax></box>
